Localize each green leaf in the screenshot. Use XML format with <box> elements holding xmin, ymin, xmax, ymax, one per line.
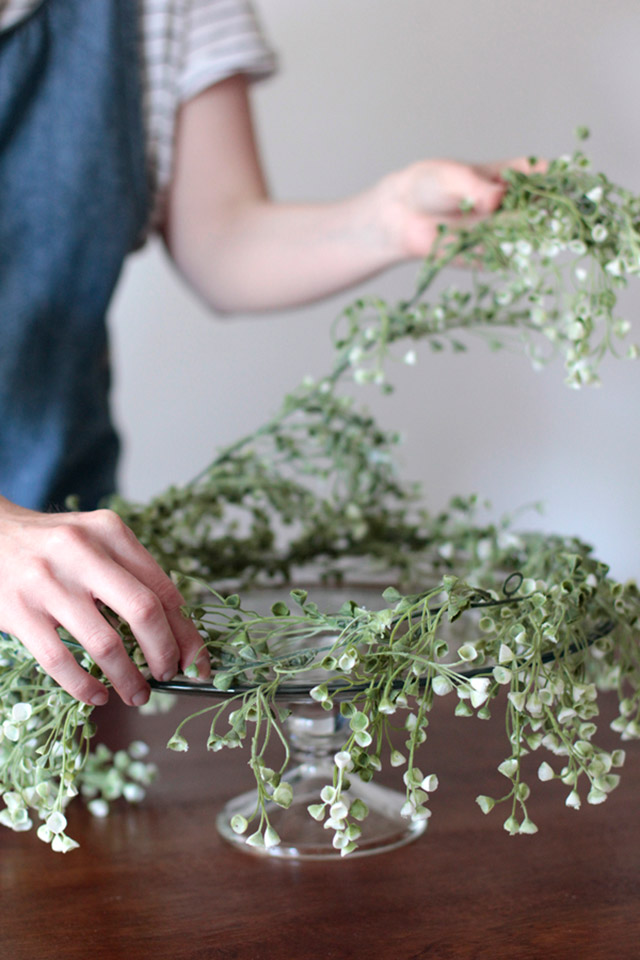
<box><xmin>270</xmin><ymin>601</ymin><xmax>290</xmax><ymax>617</ymax></box>
<box><xmin>381</xmin><ymin>586</ymin><xmax>401</xmax><ymax>603</ymax></box>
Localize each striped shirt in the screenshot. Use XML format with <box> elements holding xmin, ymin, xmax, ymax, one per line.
<box><xmin>0</xmin><ymin>0</ymin><xmax>276</xmax><ymax>231</ymax></box>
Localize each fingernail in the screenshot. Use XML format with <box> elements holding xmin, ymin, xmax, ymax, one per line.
<box><xmin>90</xmin><ymin>690</ymin><xmax>109</xmax><ymax>707</ymax></box>
<box><xmin>161</xmin><ymin>667</ymin><xmax>177</xmax><ymax>682</ymax></box>
<box><xmin>131</xmin><ymin>689</ymin><xmax>150</xmax><ymax>707</ymax></box>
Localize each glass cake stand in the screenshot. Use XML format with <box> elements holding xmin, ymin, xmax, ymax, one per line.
<box><xmin>151</xmin><ymin>580</ymin><xmax>612</xmax><ymax>861</ymax></box>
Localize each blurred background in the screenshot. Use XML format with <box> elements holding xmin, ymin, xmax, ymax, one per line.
<box><xmin>109</xmin><ymin>0</ymin><xmax>640</xmax><ymax>581</ymax></box>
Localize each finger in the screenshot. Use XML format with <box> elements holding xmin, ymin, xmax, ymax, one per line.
<box><xmin>475</xmin><ymin>157</ymin><xmax>549</xmax><ymax>183</ymax></box>
<box><xmin>15</xmin><ymin>615</ymin><xmax>111</xmax><ymax>707</ymax></box>
<box><xmin>418</xmin><ymin>163</ymin><xmax>505</xmax><ymax>216</ymax></box>
<box><xmin>163</xmin><ymin>599</ymin><xmax>210</xmax><ymax>678</ymax></box>
<box><xmin>47</xmin><ymin>596</ymin><xmax>153</xmax><ymax>706</ymax></box>
<box><xmin>455</xmin><ymin>169</ymin><xmax>506</xmax><ymax>215</ymax></box>
<box><xmin>69</xmin><ymin>510</ymin><xmax>204</xmax><ymax>679</ymax></box>
<box><xmin>85</xmin><ymin>564</ymin><xmax>181</xmax><ymax>684</ymax></box>
<box><xmin>87</xmin><ymin>512</ymin><xmax>210</xmax><ymax>677</ymax></box>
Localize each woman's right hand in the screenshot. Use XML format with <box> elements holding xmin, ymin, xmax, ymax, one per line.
<box><xmin>0</xmin><ymin>497</ymin><xmax>209</xmax><ymax>706</ymax></box>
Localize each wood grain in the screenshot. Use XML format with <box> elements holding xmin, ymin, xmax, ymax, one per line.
<box><xmin>2</xmin><ymin>692</ymin><xmax>638</xmax><ymax>960</ymax></box>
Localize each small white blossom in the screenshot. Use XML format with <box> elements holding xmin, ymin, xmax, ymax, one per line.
<box><xmin>334</xmin><ymin>751</ymin><xmax>353</xmax><ymax>771</ymax></box>
<box><xmin>331</xmin><ymin>830</ymin><xmax>349</xmax><ymax>850</ymax></box>
<box><xmin>508</xmin><ymin>691</ymin><xmax>526</xmax><ymax>713</ymax></box>
<box><xmin>51</xmin><ymin>834</ymin><xmax>79</xmax><ymax>853</ymax></box>
<box><xmin>123</xmin><ymin>783</ymin><xmax>145</xmax><ymax>803</ymax></box>
<box><xmin>605</xmin><ymin>260</ymin><xmax>622</xmax><ymax>277</ymax></box>
<box><xmin>338</xmin><ymin>651</ymin><xmax>357</xmax><ymax>671</ymax></box>
<box><xmin>475</xmin><ymin>795</ymin><xmax>495</xmax><ymax>814</ymax></box>
<box><xmin>404</xmin><ymin>713</ymin><xmax>418</xmax><ymax>732</ymax></box>
<box><xmin>329</xmin><ymin>801</ymin><xmax>349</xmax><ymax>822</ymax></box>
<box><xmin>432</xmin><ymin>675</ymin><xmax>453</xmax><ymax>697</ymax></box>
<box><xmin>230</xmin><ymin>815</ymin><xmax>248</xmax><ymax>835</ymax></box>
<box><xmin>309</xmin><ymin>684</ymin><xmax>329</xmax><ymax>703</ymax></box>
<box><xmin>325</xmin><ymin>816</ymin><xmax>347</xmax><ymax>832</ymax></box>
<box><xmin>557</xmin><ymin>707</ymin><xmax>576</xmax><ymax>724</ymax></box>
<box><xmin>45</xmin><ymin>811</ymin><xmax>67</xmax><ymax>834</ymax></box>
<box><xmin>498</xmin><ymin>643</ymin><xmax>514</xmax><ymax>664</ymax></box>
<box><xmin>587</xmin><ymin>787</ymin><xmax>607</xmax><ymax>805</ymax></box>
<box><xmin>537</xmin><ymin>761</ymin><xmax>555</xmax><ymax>782</ymax></box>
<box><xmin>565</xmin><ymin>790</ymin><xmax>581</xmax><ymax>810</ymax></box>
<box><xmin>420</xmin><ymin>774</ymin><xmax>439</xmax><ymax>793</ymax></box>
<box><xmin>519</xmin><ymin>818</ymin><xmax>538</xmax><ymax>835</ymax></box>
<box><xmin>88</xmin><ymin>799</ymin><xmax>109</xmax><ymax>818</ymax></box>
<box><xmin>541</xmin><ymin>241</ymin><xmax>561</xmax><ymax>259</ymax></box>
<box><xmin>458</xmin><ymin>643</ymin><xmax>478</xmax><ymax>662</ymax></box>
<box><xmin>492</xmin><ymin>666</ymin><xmax>512</xmax><ymax>685</ymax></box>
<box><xmin>2</xmin><ymin>722</ymin><xmax>19</xmax><ymax>742</ymax></box>
<box><xmin>264</xmin><ymin>826</ymin><xmax>281</xmax><ymax>849</ymax></box>
<box><xmin>498</xmin><ymin>758</ymin><xmax>518</xmax><ymax>778</ymax></box>
<box><xmin>11</xmin><ymin>703</ymin><xmax>32</xmax><ymax>724</ymax></box>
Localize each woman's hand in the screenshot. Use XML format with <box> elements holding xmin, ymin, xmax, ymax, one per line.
<box><xmin>0</xmin><ymin>498</ymin><xmax>209</xmax><ymax>706</ymax></box>
<box><xmin>375</xmin><ymin>157</ymin><xmax>547</xmax><ymax>260</ymax></box>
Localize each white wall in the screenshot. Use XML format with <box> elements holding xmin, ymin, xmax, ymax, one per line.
<box><xmin>110</xmin><ymin>0</ymin><xmax>640</xmax><ymax>581</ymax></box>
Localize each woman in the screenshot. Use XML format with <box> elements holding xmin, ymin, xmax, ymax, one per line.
<box><xmin>0</xmin><ymin>0</ymin><xmax>535</xmax><ymax>707</ymax></box>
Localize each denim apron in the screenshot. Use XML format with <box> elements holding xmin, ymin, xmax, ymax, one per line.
<box><xmin>0</xmin><ymin>0</ymin><xmax>150</xmax><ymax>510</ymax></box>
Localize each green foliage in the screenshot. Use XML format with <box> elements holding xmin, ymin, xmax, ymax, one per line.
<box><xmin>1</xmin><ymin>133</ymin><xmax>639</xmax><ymax>853</ymax></box>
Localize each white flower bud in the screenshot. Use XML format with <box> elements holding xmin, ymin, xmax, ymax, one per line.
<box><xmin>11</xmin><ymin>702</ymin><xmax>32</xmax><ymax>724</ymax></box>
<box><xmin>264</xmin><ymin>826</ymin><xmax>281</xmax><ymax>849</ymax></box>
<box><xmin>565</xmin><ymin>790</ymin><xmax>581</xmax><ymax>810</ymax></box>
<box><xmin>537</xmin><ymin>761</ymin><xmax>555</xmax><ymax>782</ymax></box>
<box><xmin>334</xmin><ymin>751</ymin><xmax>353</xmax><ymax>771</ymax></box>
<box><xmin>498</xmin><ymin>758</ymin><xmax>518</xmax><ymax>778</ymax></box>
<box><xmin>88</xmin><ymin>799</ymin><xmax>109</xmax><ymax>818</ymax></box>
<box><xmin>45</xmin><ymin>811</ymin><xmax>67</xmax><ymax>834</ymax></box>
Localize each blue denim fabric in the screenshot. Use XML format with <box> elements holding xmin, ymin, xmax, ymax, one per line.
<box><xmin>0</xmin><ymin>0</ymin><xmax>150</xmax><ymax>510</ymax></box>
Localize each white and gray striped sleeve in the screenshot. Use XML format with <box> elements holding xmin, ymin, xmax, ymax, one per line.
<box><xmin>141</xmin><ymin>0</ymin><xmax>277</xmax><ymax>232</ymax></box>
<box><xmin>178</xmin><ymin>0</ymin><xmax>277</xmax><ymax>104</ymax></box>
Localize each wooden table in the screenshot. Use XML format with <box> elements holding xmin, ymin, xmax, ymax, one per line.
<box><xmin>2</xmin><ymin>691</ymin><xmax>639</xmax><ymax>960</ymax></box>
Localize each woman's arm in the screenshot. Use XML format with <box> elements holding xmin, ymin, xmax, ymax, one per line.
<box><xmin>163</xmin><ymin>74</ymin><xmax>531</xmax><ymax>314</ymax></box>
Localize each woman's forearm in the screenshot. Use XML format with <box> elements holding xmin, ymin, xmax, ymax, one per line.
<box><xmin>166</xmin><ymin>180</ymin><xmax>410</xmax><ymax>314</ymax></box>
<box><xmin>163</xmin><ymin>75</ymin><xmax>534</xmax><ymax>315</ymax></box>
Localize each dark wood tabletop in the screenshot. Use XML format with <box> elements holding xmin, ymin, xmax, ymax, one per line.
<box><xmin>2</xmin><ymin>690</ymin><xmax>639</xmax><ymax>960</ymax></box>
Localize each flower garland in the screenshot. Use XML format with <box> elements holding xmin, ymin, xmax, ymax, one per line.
<box><xmin>1</xmin><ymin>131</ymin><xmax>639</xmax><ymax>854</ymax></box>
